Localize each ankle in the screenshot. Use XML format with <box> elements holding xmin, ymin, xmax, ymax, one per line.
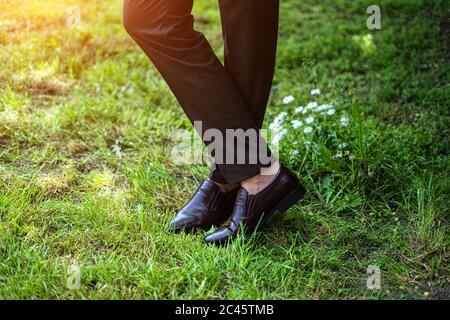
<box><xmin>241</xmin><ymin>161</ymin><xmax>280</xmax><ymax>195</ymax></box>
<box><xmin>209</xmin><ymin>179</ymin><xmax>239</xmax><ymax>193</ymax></box>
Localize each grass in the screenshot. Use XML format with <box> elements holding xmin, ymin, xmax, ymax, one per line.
<box><xmin>0</xmin><ymin>0</ymin><xmax>449</xmax><ymax>299</ymax></box>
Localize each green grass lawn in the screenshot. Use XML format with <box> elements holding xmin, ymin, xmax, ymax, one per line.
<box><xmin>0</xmin><ymin>0</ymin><xmax>449</xmax><ymax>299</ymax></box>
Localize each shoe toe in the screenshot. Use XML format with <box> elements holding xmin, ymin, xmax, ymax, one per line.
<box><xmin>170</xmin><ymin>211</ymin><xmax>209</xmax><ymax>232</ymax></box>
<box><xmin>204</xmin><ymin>227</ymin><xmax>235</xmax><ymax>246</ymax></box>
<box><xmin>169</xmin><ymin>215</ymin><xmax>191</xmax><ymax>232</ymax></box>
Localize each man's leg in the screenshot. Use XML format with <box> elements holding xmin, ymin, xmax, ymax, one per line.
<box><xmin>200</xmin><ymin>1</ymin><xmax>307</xmax><ymax>245</ymax></box>
<box><xmin>123</xmin><ymin>0</ymin><xmax>270</xmax><ymax>184</ymax></box>
<box><xmin>209</xmin><ymin>0</ymin><xmax>280</xmax><ymax>184</ymax></box>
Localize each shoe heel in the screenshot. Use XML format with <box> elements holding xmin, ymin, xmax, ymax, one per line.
<box><xmin>274</xmin><ymin>184</ymin><xmax>306</xmax><ymax>213</ymax></box>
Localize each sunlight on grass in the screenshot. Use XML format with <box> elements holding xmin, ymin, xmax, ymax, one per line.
<box><xmin>0</xmin><ymin>0</ymin><xmax>448</xmax><ymax>299</ymax></box>
<box><xmin>352</xmin><ymin>34</ymin><xmax>376</xmax><ymax>55</ymax></box>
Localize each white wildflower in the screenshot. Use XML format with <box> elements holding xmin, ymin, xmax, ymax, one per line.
<box><xmin>269</xmin><ymin>122</ymin><xmax>280</xmax><ymax>131</ymax></box>
<box><xmin>313</xmin><ymin>105</ymin><xmax>324</xmax><ymax>112</ymax></box>
<box><xmin>291</xmin><ymin>150</ymin><xmax>299</xmax><ymax>157</ymax></box>
<box><xmin>327</xmin><ymin>109</ymin><xmax>336</xmax><ymax>115</ymax></box>
<box><xmin>306</xmin><ymin>102</ymin><xmax>318</xmax><ymax>110</ymax></box>
<box><xmin>338</xmin><ymin>143</ymin><xmax>347</xmax><ymax>149</ymax></box>
<box><xmin>317</xmin><ymin>104</ymin><xmax>331</xmax><ymax>113</ymax></box>
<box><xmin>310</xmin><ymin>88</ymin><xmax>321</xmax><ymax>96</ymax></box>
<box><xmin>335</xmin><ymin>152</ymin><xmax>343</xmax><ymax>158</ymax></box>
<box><xmin>269</xmin><ymin>112</ymin><xmax>288</xmax><ymax>132</ymax></box>
<box><xmin>305</xmin><ymin>116</ymin><xmax>315</xmax><ymax>124</ymax></box>
<box><xmin>283</xmin><ymin>95</ymin><xmax>295</xmax><ymax>104</ymax></box>
<box><xmin>272</xmin><ymin>135</ymin><xmax>282</xmax><ymax>145</ymax></box>
<box><xmin>340</xmin><ymin>116</ymin><xmax>349</xmax><ymax>127</ymax></box>
<box><xmin>112</xmin><ymin>141</ymin><xmax>122</xmax><ymax>158</ymax></box>
<box><xmin>291</xmin><ymin>120</ymin><xmax>303</xmax><ymax>129</ymax></box>
<box><xmin>272</xmin><ymin>134</ymin><xmax>282</xmax><ymax>145</ymax></box>
<box><xmin>279</xmin><ymin>111</ymin><xmax>288</xmax><ymax>118</ymax></box>
<box><xmin>303</xmin><ymin>126</ymin><xmax>313</xmax><ymax>134</ymax></box>
<box><xmin>271</xmin><ymin>128</ymin><xmax>287</xmax><ymax>145</ymax></box>
<box><xmin>294</xmin><ymin>106</ymin><xmax>305</xmax><ymax>114</ymax></box>
<box><xmin>304</xmin><ymin>141</ymin><xmax>311</xmax><ymax>147</ymax></box>
<box><xmin>349</xmin><ymin>155</ymin><xmax>355</xmax><ymax>160</ymax></box>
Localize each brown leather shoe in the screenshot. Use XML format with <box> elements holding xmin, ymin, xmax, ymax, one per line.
<box><xmin>170</xmin><ymin>180</ymin><xmax>238</xmax><ymax>232</ymax></box>
<box><xmin>204</xmin><ymin>165</ymin><xmax>306</xmax><ymax>245</ymax></box>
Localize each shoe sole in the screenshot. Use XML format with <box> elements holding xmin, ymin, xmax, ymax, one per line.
<box><xmin>205</xmin><ymin>184</ymin><xmax>307</xmax><ymax>246</ymax></box>
<box><xmin>259</xmin><ymin>183</ymin><xmax>307</xmax><ymax>228</ymax></box>
<box><xmin>274</xmin><ymin>183</ymin><xmax>307</xmax><ymax>213</ymax></box>
<box><xmin>172</xmin><ymin>224</ymin><xmax>214</xmax><ymax>234</ymax></box>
